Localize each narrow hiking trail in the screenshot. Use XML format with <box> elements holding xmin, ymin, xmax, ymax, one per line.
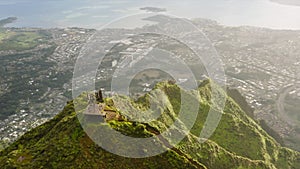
<box><xmin>143</xmin><ymin>124</ymin><xmax>206</xmax><ymax>169</ymax></box>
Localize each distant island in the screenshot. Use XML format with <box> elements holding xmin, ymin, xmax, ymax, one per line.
<box><xmin>0</xmin><ymin>17</ymin><xmax>17</xmax><ymax>27</ymax></box>
<box><xmin>140</xmin><ymin>7</ymin><xmax>167</xmax><ymax>13</ymax></box>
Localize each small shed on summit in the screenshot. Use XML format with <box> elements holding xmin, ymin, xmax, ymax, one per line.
<box><xmin>83</xmin><ymin>91</ymin><xmax>125</xmax><ymax>123</ymax></box>
<box><xmin>83</xmin><ymin>103</ymin><xmax>106</xmax><ymax>123</ymax></box>
<box><xmin>83</xmin><ymin>103</ymin><xmax>105</xmax><ymax>116</ymax></box>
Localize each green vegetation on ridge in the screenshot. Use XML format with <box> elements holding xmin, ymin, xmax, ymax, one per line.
<box><xmin>0</xmin><ymin>80</ymin><xmax>299</xmax><ymax>169</ymax></box>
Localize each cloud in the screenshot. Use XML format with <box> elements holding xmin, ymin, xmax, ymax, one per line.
<box><xmin>62</xmin><ymin>10</ymin><xmax>73</xmax><ymax>14</ymax></box>
<box><xmin>270</xmin><ymin>0</ymin><xmax>300</xmax><ymax>7</ymax></box>
<box><xmin>65</xmin><ymin>12</ymin><xmax>87</xmax><ymax>19</ymax></box>
<box><xmin>111</xmin><ymin>9</ymin><xmax>130</xmax><ymax>13</ymax></box>
<box><xmin>0</xmin><ymin>0</ymin><xmax>39</xmax><ymax>6</ymax></box>
<box><xmin>76</xmin><ymin>5</ymin><xmax>110</xmax><ymax>11</ymax></box>
<box><xmin>91</xmin><ymin>15</ymin><xmax>109</xmax><ymax>18</ymax></box>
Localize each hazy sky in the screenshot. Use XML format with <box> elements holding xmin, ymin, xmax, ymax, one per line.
<box><xmin>1</xmin><ymin>0</ymin><xmax>300</xmax><ymax>29</ymax></box>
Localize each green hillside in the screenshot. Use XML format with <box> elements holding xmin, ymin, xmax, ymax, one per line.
<box><xmin>0</xmin><ymin>30</ymin><xmax>51</xmax><ymax>51</ymax></box>
<box><xmin>0</xmin><ymin>80</ymin><xmax>299</xmax><ymax>169</ymax></box>
<box><xmin>0</xmin><ymin>17</ymin><xmax>17</xmax><ymax>27</ymax></box>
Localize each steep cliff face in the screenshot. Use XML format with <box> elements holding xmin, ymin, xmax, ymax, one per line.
<box><xmin>0</xmin><ymin>81</ymin><xmax>299</xmax><ymax>169</ymax></box>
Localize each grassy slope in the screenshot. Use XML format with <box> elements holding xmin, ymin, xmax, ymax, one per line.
<box><xmin>0</xmin><ymin>29</ymin><xmax>51</xmax><ymax>51</ymax></box>
<box><xmin>0</xmin><ymin>101</ymin><xmax>201</xmax><ymax>169</ymax></box>
<box><xmin>163</xmin><ymin>81</ymin><xmax>299</xmax><ymax>169</ymax></box>
<box><xmin>0</xmin><ymin>81</ymin><xmax>299</xmax><ymax>169</ymax></box>
<box><xmin>135</xmin><ymin>81</ymin><xmax>299</xmax><ymax>169</ymax></box>
<box><xmin>0</xmin><ymin>17</ymin><xmax>17</xmax><ymax>27</ymax></box>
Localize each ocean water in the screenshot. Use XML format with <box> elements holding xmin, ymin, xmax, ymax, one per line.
<box><xmin>0</xmin><ymin>0</ymin><xmax>300</xmax><ymax>30</ymax></box>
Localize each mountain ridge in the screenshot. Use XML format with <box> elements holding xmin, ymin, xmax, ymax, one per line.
<box><xmin>0</xmin><ymin>80</ymin><xmax>299</xmax><ymax>169</ymax></box>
